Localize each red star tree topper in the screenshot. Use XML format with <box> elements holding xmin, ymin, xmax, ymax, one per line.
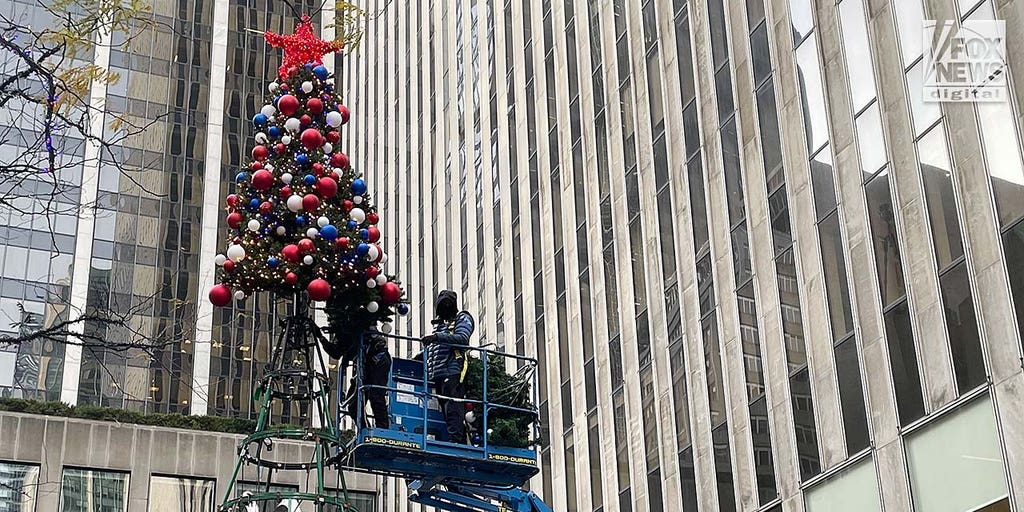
<box><xmin>209</xmin><ymin>16</ymin><xmax>408</xmax><ymax>329</ymax></box>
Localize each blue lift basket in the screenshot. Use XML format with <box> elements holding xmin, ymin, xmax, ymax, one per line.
<box><xmin>338</xmin><ymin>332</ymin><xmax>553</xmax><ymax>512</ymax></box>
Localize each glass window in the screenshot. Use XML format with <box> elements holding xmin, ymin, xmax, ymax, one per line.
<box><xmin>712</xmin><ymin>423</ymin><xmax>737</xmax><ymax>510</ymax></box>
<box><xmin>688</xmin><ymin>154</ymin><xmax>710</xmax><ymax>256</ymax></box>
<box><xmin>906</xmin><ymin>60</ymin><xmax>941</xmax><ymax>137</ymax></box>
<box><xmin>749</xmin><ymin>396</ymin><xmax>777</xmax><ymax>504</ymax></box>
<box><xmin>906</xmin><ymin>396</ymin><xmax>1010</xmax><ymax>512</ymax></box>
<box><xmin>811</xmin><ymin>147</ymin><xmax>836</xmax><ymax>220</ymax></box>
<box><xmin>865</xmin><ymin>170</ymin><xmax>906</xmax><ymax>305</ymax></box>
<box><xmin>61</xmin><ymin>468</ymin><xmax>129</xmax><ymax>512</ymax></box>
<box><xmin>790</xmin><ymin>368</ymin><xmax>821</xmax><ymax>480</ymax></box>
<box><xmin>757</xmin><ymin>81</ymin><xmax>784</xmax><ymax>191</ymax></box>
<box><xmin>1004</xmin><ymin>221</ymin><xmax>1024</xmax><ymax>349</ymax></box>
<box><xmin>795</xmin><ymin>34</ymin><xmax>829</xmax><ymax>153</ymax></box>
<box><xmin>838</xmin><ymin>0</ymin><xmax>876</xmax><ymax>111</ymax></box>
<box><xmin>647</xmin><ymin>50</ymin><xmax>665</xmax><ymax>134</ymax></box>
<box><xmin>884</xmin><ymin>300</ymin><xmax>926</xmax><ymax>425</ymax></box>
<box><xmin>703</xmin><ymin>314</ymin><xmax>727</xmax><ymax>428</ymax></box>
<box><xmin>977</xmin><ymin>101</ymin><xmax>1024</xmax><ymax>228</ymax></box>
<box><xmin>918</xmin><ymin>125</ymin><xmax>965</xmax><ymax>270</ymax></box>
<box><xmin>751</xmin><ymin>23</ymin><xmax>772</xmax><ymax>85</ymax></box>
<box><xmin>722</xmin><ymin>120</ymin><xmax>744</xmax><ymax>226</ymax></box>
<box><xmin>0</xmin><ymin>462</ymin><xmax>39</xmax><ymax>511</ymax></box>
<box><xmin>893</xmin><ymin>0</ymin><xmax>925</xmax><ymax>64</ymax></box>
<box><xmin>778</xmin><ymin>249</ymin><xmax>808</xmax><ymax>372</ymax></box>
<box><xmin>855</xmin><ymin>103</ymin><xmax>887</xmax><ymax>175</ymax></box>
<box><xmin>769</xmin><ymin>186</ymin><xmax>793</xmax><ymax>254</ymax></box>
<box><xmin>820</xmin><ymin>212</ymin><xmax>855</xmax><ymax>339</ymax></box>
<box><xmin>940</xmin><ymin>262</ymin><xmax>987</xmax><ymax>393</ymax></box>
<box><xmin>715</xmin><ymin>66</ymin><xmax>735</xmax><ymax>120</ymax></box>
<box><xmin>708</xmin><ymin>0</ymin><xmax>729</xmax><ymax>67</ymax></box>
<box><xmin>148</xmin><ymin>475</ymin><xmax>215</xmax><ymax>512</ymax></box>
<box><xmin>805</xmin><ymin>456</ymin><xmax>881</xmax><ymax>512</ymax></box>
<box><xmin>834</xmin><ymin>337</ymin><xmax>870</xmax><ymax>453</ymax></box>
<box><xmin>788</xmin><ymin>0</ymin><xmax>814</xmax><ymax>42</ymax></box>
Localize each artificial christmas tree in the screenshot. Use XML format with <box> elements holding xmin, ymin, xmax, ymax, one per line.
<box><xmin>210</xmin><ymin>16</ymin><xmax>406</xmax><ymax>512</ymax></box>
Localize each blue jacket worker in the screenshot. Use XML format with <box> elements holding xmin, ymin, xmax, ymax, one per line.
<box><xmin>422</xmin><ymin>290</ymin><xmax>475</xmax><ymax>444</ymax></box>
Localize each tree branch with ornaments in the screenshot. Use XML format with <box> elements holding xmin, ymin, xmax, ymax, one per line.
<box><xmin>209</xmin><ymin>17</ymin><xmax>408</xmax><ymax>342</ymax></box>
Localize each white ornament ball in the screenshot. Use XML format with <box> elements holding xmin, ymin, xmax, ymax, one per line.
<box><xmin>375</xmin><ymin>274</ymin><xmax>387</xmax><ymax>285</ymax></box>
<box><xmin>247</xmin><ymin>219</ymin><xmax>261</xmax><ymax>232</ymax></box>
<box><xmin>380</xmin><ymin>253</ymin><xmax>388</xmax><ymax>264</ymax></box>
<box><xmin>281</xmin><ymin>172</ymin><xmax>293</xmax><ymax>185</ymax></box>
<box><xmin>366</xmin><ymin>279</ymin><xmax>377</xmax><ymax>289</ymax></box>
<box><xmin>326</xmin><ymin>78</ymin><xmax>334</xmax><ymax>85</ymax></box>
<box><xmin>276</xmin><ymin>226</ymin><xmax>287</xmax><ymax>236</ymax></box>
<box><xmin>350</xmin><ymin>208</ymin><xmax>366</xmax><ymax>223</ymax></box>
<box><xmin>380</xmin><ymin>322</ymin><xmax>393</xmax><ymax>334</ymax></box>
<box><xmin>234</xmin><ymin>290</ymin><xmax>246</xmax><ymax>300</ymax></box>
<box><xmin>226</xmin><ymin>244</ymin><xmax>246</xmax><ymax>262</ymax></box>
<box><xmin>302</xmin><ymin>81</ymin><xmax>313</xmax><ymax>93</ymax></box>
<box><xmin>465</xmin><ymin>411</ymin><xmax>475</xmax><ymax>423</ymax></box>
<box><xmin>366</xmin><ymin>244</ymin><xmax>380</xmax><ymax>261</ymax></box>
<box><xmin>353</xmin><ymin>195</ymin><xmax>363</xmax><ymax>205</ymax></box>
<box><xmin>303</xmin><ymin>255</ymin><xmax>314</xmax><ymax>265</ymax></box>
<box><xmin>260</xmin><ymin>105</ymin><xmax>276</xmax><ymax>117</ymax></box>
<box><xmin>317</xmin><ymin>216</ymin><xmax>330</xmax><ymax>228</ymax></box>
<box><xmin>306</xmin><ymin>227</ymin><xmax>319</xmax><ymax>238</ymax></box>
<box><xmin>323</xmin><ymin>142</ymin><xmax>333</xmax><ymax>154</ymax></box>
<box><xmin>255</xmin><ymin>132</ymin><xmax>268</xmax><ymax>144</ymax></box>
<box><xmin>265</xmin><ymin>163</ymin><xmax>275</xmax><ymax>172</ymax></box>
<box><xmin>281</xmin><ymin>135</ymin><xmax>292</xmax><ymax>145</ymax></box>
<box><xmin>214</xmin><ymin>254</ymin><xmax>226</xmax><ymax>266</ymax></box>
<box><xmin>326</xmin><ymin>111</ymin><xmax>343</xmax><ymax>127</ymax></box>
<box><xmin>287</xmin><ymin>195</ymin><xmax>303</xmax><ymax>212</ymax></box>
<box><xmin>285</xmin><ymin>118</ymin><xmax>301</xmax><ymax>132</ymax></box>
<box><xmin>269</xmin><ymin>82</ymin><xmax>280</xmax><ymax>93</ymax></box>
<box><xmin>366</xmin><ymin>301</ymin><xmax>379</xmax><ymax>313</ymax></box>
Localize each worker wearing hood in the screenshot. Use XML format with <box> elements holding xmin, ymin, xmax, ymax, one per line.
<box><xmin>422</xmin><ymin>289</ymin><xmax>475</xmax><ymax>444</ymax></box>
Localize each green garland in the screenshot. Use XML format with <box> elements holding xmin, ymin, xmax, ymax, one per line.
<box><xmin>462</xmin><ymin>354</ymin><xmax>539</xmax><ymax>448</ymax></box>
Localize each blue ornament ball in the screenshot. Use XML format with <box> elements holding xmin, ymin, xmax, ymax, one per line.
<box><xmin>471</xmin><ymin>434</ymin><xmax>482</xmax><ymax>445</ymax></box>
<box><xmin>295</xmin><ymin>215</ymin><xmax>306</xmax><ymax>225</ymax></box>
<box><xmin>305</xmin><ymin>63</ymin><xmax>313</xmax><ymax>70</ymax></box>
<box><xmin>268</xmin><ymin>256</ymin><xmax>279</xmax><ymax>268</ymax></box>
<box><xmin>357</xmin><ymin>243</ymin><xmax>370</xmax><ymax>255</ymax></box>
<box><xmin>351</xmin><ymin>178</ymin><xmax>367</xmax><ymax>195</ymax></box>
<box><xmin>397</xmin><ymin>304</ymin><xmax>409</xmax><ymax>315</ymax></box>
<box><xmin>235</xmin><ymin>172</ymin><xmax>249</xmax><ymax>183</ymax></box>
<box><xmin>268</xmin><ymin>126</ymin><xmax>281</xmax><ymax>137</ymax></box>
<box><xmin>359</xmin><ymin>228</ymin><xmax>369</xmax><ymax>240</ymax></box>
<box><xmin>347</xmin><ymin>220</ymin><xmax>358</xmax><ymax>229</ymax></box>
<box><xmin>295</xmin><ymin>154</ymin><xmax>309</xmax><ymax>166</ymax></box>
<box><xmin>303</xmin><ymin>174</ymin><xmax>316</xmax><ymax>185</ymax></box>
<box><xmin>313</xmin><ymin>65</ymin><xmax>329</xmax><ymax>80</ymax></box>
<box><xmin>253</xmin><ymin>113</ymin><xmax>268</xmax><ymax>126</ymax></box>
<box><xmin>249</xmin><ymin>198</ymin><xmax>260</xmax><ymax>210</ymax></box>
<box><xmin>320</xmin><ymin>225</ymin><xmax>339</xmax><ymax>240</ymax></box>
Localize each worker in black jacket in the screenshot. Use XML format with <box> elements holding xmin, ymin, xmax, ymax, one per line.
<box><xmin>346</xmin><ymin>333</ymin><xmax>391</xmax><ymax>429</ymax></box>
<box><xmin>422</xmin><ymin>290</ymin><xmax>475</xmax><ymax>444</ymax></box>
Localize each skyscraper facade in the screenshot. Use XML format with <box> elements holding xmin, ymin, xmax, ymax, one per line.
<box><xmin>344</xmin><ymin>0</ymin><xmax>1024</xmax><ymax>510</ymax></box>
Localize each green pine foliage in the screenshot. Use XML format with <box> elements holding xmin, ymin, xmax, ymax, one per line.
<box><xmin>462</xmin><ymin>355</ymin><xmax>539</xmax><ymax>448</ymax></box>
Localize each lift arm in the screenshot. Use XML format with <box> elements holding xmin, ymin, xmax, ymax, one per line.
<box><xmin>407</xmin><ymin>478</ymin><xmax>553</xmax><ymax>512</ymax></box>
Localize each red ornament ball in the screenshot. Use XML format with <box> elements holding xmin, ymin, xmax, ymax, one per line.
<box><xmin>227</xmin><ymin>212</ymin><xmax>243</xmax><ymax>229</ymax></box>
<box><xmin>366</xmin><ymin>266</ymin><xmax>379</xmax><ymax>279</ymax></box>
<box><xmin>336</xmin><ymin>237</ymin><xmax>350</xmax><ymax>249</ymax></box>
<box><xmin>275</xmin><ymin>143</ymin><xmax>286</xmax><ymax>154</ymax></box>
<box><xmin>226</xmin><ymin>194</ymin><xmax>239</xmax><ymax>207</ymax></box>
<box><xmin>317</xmin><ymin>177</ymin><xmax>338</xmax><ymax>198</ymax></box>
<box><xmin>300</xmin><ymin>114</ymin><xmax>312</xmax><ymax>126</ymax></box>
<box><xmin>278</xmin><ymin>94</ymin><xmax>300</xmax><ymax>116</ymax></box>
<box><xmin>285</xmin><ymin>272</ymin><xmax>298</xmax><ymax>284</ymax></box>
<box><xmin>298</xmin><ymin>238</ymin><xmax>316</xmax><ymax>254</ymax></box>
<box><xmin>307</xmin><ymin>278</ymin><xmax>332</xmax><ymax>301</ymax></box>
<box><xmin>252</xmin><ymin>169</ymin><xmax>274</xmax><ymax>190</ymax></box>
<box><xmin>306</xmin><ymin>98</ymin><xmax>324</xmax><ymax>114</ymax></box>
<box><xmin>326</xmin><ymin>131</ymin><xmax>340</xmax><ymax>143</ymax></box>
<box><xmin>280</xmin><ymin>186</ymin><xmax>292</xmax><ymax>198</ymax></box>
<box><xmin>312</xmin><ymin>162</ymin><xmax>324</xmax><ymax>174</ymax></box>
<box><xmin>209</xmin><ymin>284</ymin><xmax>232</xmax><ymax>307</ymax></box>
<box><xmin>250</xmin><ymin>161</ymin><xmax>263</xmax><ymax>170</ymax></box>
<box><xmin>367</xmin><ymin>226</ymin><xmax>381</xmax><ymax>242</ymax></box>
<box><xmin>282</xmin><ymin>244</ymin><xmax>301</xmax><ymax>262</ymax></box>
<box><xmin>222</xmin><ymin>260</ymin><xmax>235</xmax><ymax>272</ymax></box>
<box><xmin>301</xmin><ymin>128</ymin><xmax>322</xmax><ymax>150</ymax></box>
<box><xmin>259</xmin><ymin>201</ymin><xmax>272</xmax><ymax>214</ymax></box>
<box><xmin>343</xmin><ymin>200</ymin><xmax>353</xmax><ymax>211</ymax></box>
<box><xmin>252</xmin><ymin>145</ymin><xmax>269</xmax><ymax>161</ymax></box>
<box><xmin>338</xmin><ymin>105</ymin><xmax>350</xmax><ymax>124</ymax></box>
<box><xmin>330</xmin><ymin>152</ymin><xmax>350</xmax><ymax>169</ymax></box>
<box><xmin>380</xmin><ymin>282</ymin><xmax>401</xmax><ymax>304</ymax></box>
<box><xmin>366</xmin><ymin>212</ymin><xmax>379</xmax><ymax>225</ymax></box>
<box><xmin>302</xmin><ymin>194</ymin><xmax>320</xmax><ymax>211</ymax></box>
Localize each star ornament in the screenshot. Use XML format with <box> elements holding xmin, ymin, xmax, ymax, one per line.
<box><xmin>265</xmin><ymin>15</ymin><xmax>344</xmax><ymax>80</ymax></box>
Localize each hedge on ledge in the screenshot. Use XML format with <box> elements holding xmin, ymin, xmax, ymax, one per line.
<box><xmin>0</xmin><ymin>398</ymin><xmax>354</xmax><ymax>444</ymax></box>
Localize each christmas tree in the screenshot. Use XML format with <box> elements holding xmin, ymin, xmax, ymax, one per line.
<box><xmin>208</xmin><ymin>16</ymin><xmax>407</xmax><ymax>325</ymax></box>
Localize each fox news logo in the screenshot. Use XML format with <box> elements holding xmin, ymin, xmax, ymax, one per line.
<box><xmin>923</xmin><ymin>20</ymin><xmax>1007</xmax><ymax>102</ymax></box>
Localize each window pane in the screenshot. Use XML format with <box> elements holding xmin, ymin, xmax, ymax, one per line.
<box><xmin>834</xmin><ymin>337</ymin><xmax>870</xmax><ymax>454</ymax></box>
<box><xmin>1003</xmin><ymin>221</ymin><xmax>1024</xmax><ymax>350</ymax></box>
<box><xmin>712</xmin><ymin>423</ymin><xmax>737</xmax><ymax>511</ymax></box>
<box><xmin>757</xmin><ymin>80</ymin><xmax>784</xmax><ymax>191</ymax></box>
<box><xmin>855</xmin><ymin>103</ymin><xmax>886</xmax><ymax>175</ymax></box>
<box><xmin>977</xmin><ymin>101</ymin><xmax>1024</xmax><ymax>228</ymax></box>
<box><xmin>865</xmin><ymin>169</ymin><xmax>906</xmax><ymax>305</ymax></box>
<box><xmin>820</xmin><ymin>213</ymin><xmax>855</xmax><ymax>339</ymax></box>
<box><xmin>769</xmin><ymin>186</ymin><xmax>792</xmax><ymax>255</ymax></box>
<box><xmin>788</xmin><ymin>0</ymin><xmax>814</xmax><ymax>43</ymax></box>
<box><xmin>703</xmin><ymin>314</ymin><xmax>726</xmax><ymax>427</ymax></box>
<box><xmin>61</xmin><ymin>468</ymin><xmax>129</xmax><ymax>512</ymax></box>
<box><xmin>751</xmin><ymin>23</ymin><xmax>772</xmax><ymax>84</ymax></box>
<box><xmin>688</xmin><ymin>154</ymin><xmax>710</xmax><ymax>255</ymax></box>
<box><xmin>679</xmin><ymin>447</ymin><xmax>699</xmax><ymax>510</ymax></box>
<box><xmin>918</xmin><ymin>124</ymin><xmax>964</xmax><ymax>270</ymax></box>
<box><xmin>805</xmin><ymin>457</ymin><xmax>881</xmax><ymax>512</ymax></box>
<box><xmin>940</xmin><ymin>262</ymin><xmax>987</xmax><ymax>393</ymax></box>
<box><xmin>790</xmin><ymin>368</ymin><xmax>822</xmax><ymax>480</ymax></box>
<box><xmin>795</xmin><ymin>35</ymin><xmax>829</xmax><ymax>153</ymax></box>
<box><xmin>778</xmin><ymin>249</ymin><xmax>808</xmax><ymax>372</ymax></box>
<box><xmin>811</xmin><ymin>147</ymin><xmax>836</xmax><ymax>220</ymax></box>
<box><xmin>838</xmin><ymin>0</ymin><xmax>876</xmax><ymax>111</ymax></box>
<box><xmin>148</xmin><ymin>475</ymin><xmax>215</xmax><ymax>512</ymax></box>
<box><xmin>884</xmin><ymin>301</ymin><xmax>926</xmax><ymax>425</ymax></box>
<box><xmin>0</xmin><ymin>462</ymin><xmax>39</xmax><ymax>511</ymax></box>
<box><xmin>750</xmin><ymin>396</ymin><xmax>778</xmax><ymax>505</ymax></box>
<box><xmin>893</xmin><ymin>0</ymin><xmax>925</xmax><ymax>64</ymax></box>
<box><xmin>906</xmin><ymin>60</ymin><xmax>941</xmax><ymax>136</ymax></box>
<box><xmin>906</xmin><ymin>396</ymin><xmax>1009</xmax><ymax>512</ymax></box>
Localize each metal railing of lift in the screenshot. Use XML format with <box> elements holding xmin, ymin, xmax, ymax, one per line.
<box><xmin>343</xmin><ymin>330</ymin><xmax>542</xmax><ymax>462</ymax></box>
